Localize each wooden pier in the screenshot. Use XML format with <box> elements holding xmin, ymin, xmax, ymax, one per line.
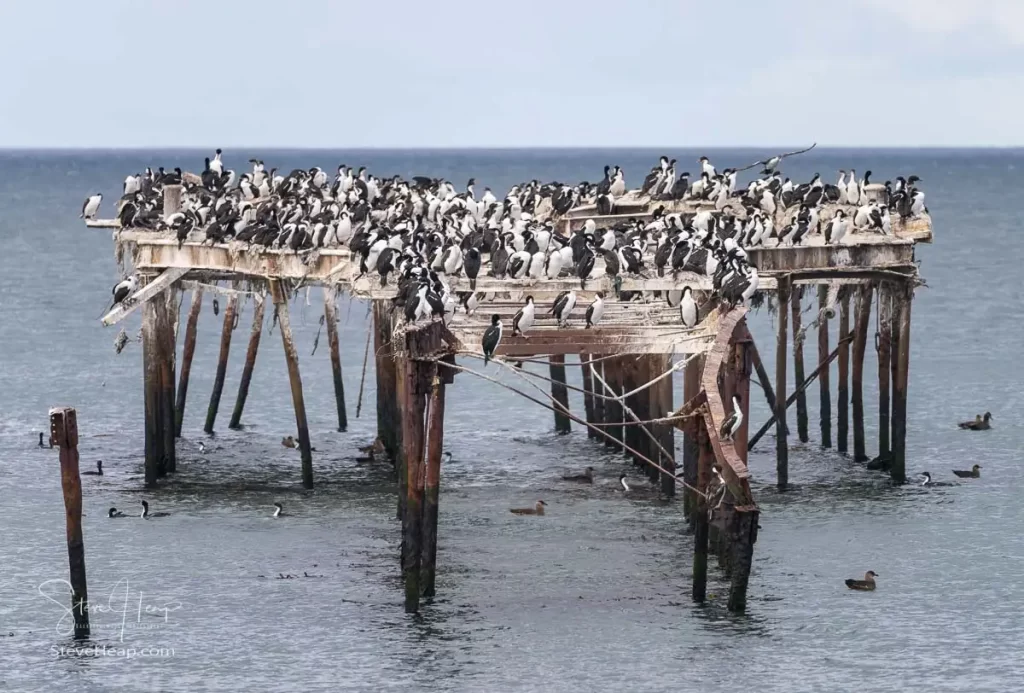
<box><xmin>89</xmin><ymin>179</ymin><xmax>930</xmax><ymax>614</ymax></box>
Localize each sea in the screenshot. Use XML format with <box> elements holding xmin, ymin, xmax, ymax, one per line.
<box><xmin>1</xmin><ymin>148</ymin><xmax>1022</xmax><ymax>692</ymax></box>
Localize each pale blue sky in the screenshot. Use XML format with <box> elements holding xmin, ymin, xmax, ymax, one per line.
<box><xmin>1</xmin><ymin>0</ymin><xmax>1021</xmax><ymax>147</ymax></box>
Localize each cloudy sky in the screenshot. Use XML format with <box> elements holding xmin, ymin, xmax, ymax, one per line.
<box><xmin>0</xmin><ymin>1</ymin><xmax>1019</xmax><ymax>147</ymax></box>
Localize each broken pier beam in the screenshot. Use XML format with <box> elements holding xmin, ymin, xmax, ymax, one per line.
<box><xmin>323</xmin><ymin>288</ymin><xmax>349</xmax><ymax>432</ymax></box>
<box><xmin>204</xmin><ymin>293</ymin><xmax>238</xmax><ymax>435</ymax></box>
<box><xmin>692</xmin><ymin>423</ymin><xmax>712</xmax><ymax>603</ymax></box>
<box><xmin>399</xmin><ymin>355</ymin><xmax>427</xmax><ymax>613</ymax></box>
<box><xmin>174</xmin><ymin>288</ymin><xmax>202</xmax><ymax>437</ymax></box>
<box><xmin>604</xmin><ymin>357</ymin><xmax>624</xmax><ymax>452</ymax></box>
<box><xmin>270</xmin><ymin>281</ymin><xmax>314</xmax><ymax>489</ymax></box>
<box><xmin>549</xmin><ymin>354</ymin><xmax>571</xmax><ymax>434</ymax></box>
<box><xmin>229</xmin><ymin>294</ymin><xmax>266</xmax><ymax>430</ymax></box>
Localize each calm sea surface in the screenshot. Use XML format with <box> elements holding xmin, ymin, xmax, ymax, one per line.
<box><xmin>1</xmin><ymin>149</ymin><xmax>1022</xmax><ymax>692</ymax></box>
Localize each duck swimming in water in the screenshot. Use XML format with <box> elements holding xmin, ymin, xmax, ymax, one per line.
<box><xmin>272</xmin><ymin>502</ymin><xmax>284</xmax><ymax>518</ymax></box>
<box><xmin>282</xmin><ymin>436</ymin><xmax>297</xmax><ymax>448</ymax></box>
<box><xmin>958</xmin><ymin>412</ymin><xmax>992</xmax><ymax>431</ymax></box>
<box><xmin>38</xmin><ymin>432</ymin><xmax>46</xmax><ymax>448</ymax></box>
<box><xmin>510</xmin><ymin>500</ymin><xmax>547</xmax><ymax>516</ymax></box>
<box><xmin>562</xmin><ymin>466</ymin><xmax>594</xmax><ymax>483</ymax></box>
<box><xmin>953</xmin><ymin>464</ymin><xmax>981</xmax><ymax>479</ymax></box>
<box><xmin>140</xmin><ymin>500</ymin><xmax>169</xmax><ymax>518</ymax></box>
<box><xmin>442</xmin><ymin>451</ymin><xmax>453</xmax><ymax>464</ymax></box>
<box><xmin>82</xmin><ymin>460</ymin><xmax>103</xmax><ymax>476</ymax></box>
<box><xmin>108</xmin><ymin>507</ymin><xmax>125</xmax><ymax>518</ymax></box>
<box><xmin>845</xmin><ymin>571</ymin><xmax>878</xmax><ymax>591</ymax></box>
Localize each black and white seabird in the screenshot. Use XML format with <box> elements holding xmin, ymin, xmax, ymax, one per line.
<box><xmin>512</xmin><ymin>296</ymin><xmax>535</xmax><ymax>337</ymax></box>
<box><xmin>108</xmin><ymin>507</ymin><xmax>125</xmax><ymax>518</ymax></box>
<box><xmin>719</xmin><ymin>394</ymin><xmax>743</xmax><ymax>442</ymax></box>
<box><xmin>585</xmin><ymin>292</ymin><xmax>605</xmax><ymax>328</ymax></box>
<box><xmin>82</xmin><ymin>460</ymin><xmax>103</xmax><ymax>476</ymax></box>
<box><xmin>273</xmin><ymin>502</ymin><xmax>284</xmax><ymax>518</ymax></box>
<box><xmin>140</xmin><ymin>500</ymin><xmax>169</xmax><ymax>518</ymax></box>
<box><xmin>482</xmin><ymin>314</ymin><xmax>502</xmax><ymax>365</ymax></box>
<box><xmin>38</xmin><ymin>431</ymin><xmax>45</xmax><ymax>448</ymax></box>
<box><xmin>550</xmin><ymin>290</ymin><xmax>577</xmax><ymax>327</ymax></box>
<box><xmin>81</xmin><ymin>194</ymin><xmax>102</xmax><ymax>220</ymax></box>
<box><xmin>680</xmin><ymin>286</ymin><xmax>698</xmax><ymax>327</ymax></box>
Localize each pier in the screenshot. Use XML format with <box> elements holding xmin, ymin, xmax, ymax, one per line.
<box><xmin>87</xmin><ymin>167</ymin><xmax>931</xmax><ymax>613</ymax></box>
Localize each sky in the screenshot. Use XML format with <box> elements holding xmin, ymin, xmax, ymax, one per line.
<box><xmin>1</xmin><ymin>0</ymin><xmax>1021</xmax><ymax>148</ymax></box>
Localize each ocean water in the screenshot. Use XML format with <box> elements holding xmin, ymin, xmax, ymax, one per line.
<box><xmin>1</xmin><ymin>148</ymin><xmax>1022</xmax><ymax>692</ymax></box>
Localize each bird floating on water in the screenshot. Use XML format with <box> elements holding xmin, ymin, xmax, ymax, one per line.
<box><xmin>952</xmin><ymin>464</ymin><xmax>981</xmax><ymax>479</ymax></box>
<box><xmin>82</xmin><ymin>460</ymin><xmax>103</xmax><ymax>476</ymax></box>
<box><xmin>845</xmin><ymin>571</ymin><xmax>878</xmax><ymax>591</ymax></box>
<box><xmin>510</xmin><ymin>500</ymin><xmax>547</xmax><ymax>516</ymax></box>
<box><xmin>108</xmin><ymin>507</ymin><xmax>125</xmax><ymax>518</ymax></box>
<box><xmin>140</xmin><ymin>500</ymin><xmax>169</xmax><ymax>518</ymax></box>
<box><xmin>282</xmin><ymin>436</ymin><xmax>297</xmax><ymax>448</ymax></box>
<box><xmin>562</xmin><ymin>466</ymin><xmax>595</xmax><ymax>483</ymax></box>
<box><xmin>273</xmin><ymin>502</ymin><xmax>284</xmax><ymax>518</ymax></box>
<box><xmin>37</xmin><ymin>432</ymin><xmax>45</xmax><ymax>448</ymax></box>
<box><xmin>958</xmin><ymin>412</ymin><xmax>992</xmax><ymax>431</ymax></box>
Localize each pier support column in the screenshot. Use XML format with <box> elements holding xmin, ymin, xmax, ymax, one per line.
<box><xmin>791</xmin><ymin>287</ymin><xmax>809</xmax><ymax>443</ymax></box>
<box><xmin>142</xmin><ymin>296</ymin><xmax>163</xmax><ymax>486</ymax></box>
<box><xmin>876</xmin><ymin>283</ymin><xmax>892</xmax><ymax>460</ymax></box>
<box><xmin>692</xmin><ymin>424</ymin><xmax>712</xmax><ymax>602</ymax></box>
<box><xmin>605</xmin><ymin>357</ymin><xmax>624</xmax><ymax>452</ymax></box>
<box><xmin>727</xmin><ymin>509</ymin><xmax>759</xmax><ymax>613</ymax></box>
<box><xmin>156</xmin><ymin>293</ymin><xmax>176</xmax><ymax>474</ymax></box>
<box><xmin>622</xmin><ymin>357</ymin><xmax>645</xmax><ymax>470</ymax></box>
<box><xmin>50</xmin><ymin>407</ymin><xmax>89</xmax><ymax>639</ymax></box>
<box><xmin>229</xmin><ymin>294</ymin><xmax>266</xmax><ymax>430</ymax></box>
<box><xmin>549</xmin><ymin>354</ymin><xmax>571</xmax><ymax>434</ymax></box>
<box><xmin>581</xmin><ymin>354</ymin><xmax>597</xmax><ymax>439</ymax></box>
<box><xmin>683</xmin><ymin>355</ymin><xmax>703</xmax><ymax>523</ymax></box>
<box><xmin>891</xmin><ymin>282</ymin><xmax>913</xmax><ymax>484</ymax></box>
<box><xmin>421</xmin><ymin>366</ymin><xmax>446</xmax><ymax>599</ymax></box>
<box><xmin>400</xmin><ymin>354</ymin><xmax>427</xmax><ymax>613</ymax></box>
<box><xmin>204</xmin><ymin>293</ymin><xmax>238</xmax><ymax>435</ymax></box>
<box><xmin>837</xmin><ymin>290</ymin><xmax>851</xmax><ymax>454</ymax></box>
<box><xmin>271</xmin><ymin>281</ymin><xmax>314</xmax><ymax>489</ymax></box>
<box><xmin>852</xmin><ymin>283</ymin><xmax>873</xmax><ymax>462</ymax></box>
<box><xmin>175</xmin><ymin>289</ymin><xmax>202</xmax><ymax>437</ymax></box>
<box><xmin>775</xmin><ymin>276</ymin><xmax>791</xmax><ymax>491</ymax></box>
<box><xmin>324</xmin><ymin>288</ymin><xmax>349</xmax><ymax>432</ymax></box>
<box><xmin>374</xmin><ymin>301</ymin><xmax>401</xmax><ymax>463</ymax></box>
<box><xmin>651</xmin><ymin>354</ymin><xmax>676</xmax><ymax>496</ymax></box>
<box><xmin>817</xmin><ymin>286</ymin><xmax>832</xmax><ymax>448</ymax></box>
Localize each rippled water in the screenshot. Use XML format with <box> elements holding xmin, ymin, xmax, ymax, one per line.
<box><xmin>2</xmin><ymin>149</ymin><xmax>1022</xmax><ymax>692</ymax></box>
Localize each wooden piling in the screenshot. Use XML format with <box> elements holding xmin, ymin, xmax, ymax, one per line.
<box><xmin>682</xmin><ymin>355</ymin><xmax>703</xmax><ymax>522</ymax></box>
<box><xmin>50</xmin><ymin>407</ymin><xmax>89</xmax><ymax>639</ymax></box>
<box><xmin>605</xmin><ymin>357</ymin><xmax>624</xmax><ymax>451</ymax></box>
<box><xmin>817</xmin><ymin>285</ymin><xmax>832</xmax><ymax>448</ymax></box>
<box><xmin>727</xmin><ymin>509</ymin><xmax>759</xmax><ymax>613</ymax></box>
<box><xmin>549</xmin><ymin>354</ymin><xmax>571</xmax><ymax>434</ymax></box>
<box><xmin>837</xmin><ymin>291</ymin><xmax>851</xmax><ymax>454</ymax></box>
<box><xmin>652</xmin><ymin>354</ymin><xmax>676</xmax><ymax>496</ymax></box>
<box><xmin>323</xmin><ymin>288</ymin><xmax>349</xmax><ymax>432</ymax></box>
<box><xmin>692</xmin><ymin>424</ymin><xmax>712</xmax><ymax>602</ymax></box>
<box><xmin>175</xmin><ymin>289</ymin><xmax>202</xmax><ymax>437</ymax></box>
<box><xmin>162</xmin><ymin>184</ymin><xmax>183</xmax><ymax>217</ymax></box>
<box><xmin>421</xmin><ymin>367</ymin><xmax>446</xmax><ymax>599</ymax></box>
<box><xmin>271</xmin><ymin>281</ymin><xmax>314</xmax><ymax>488</ymax></box>
<box><xmin>581</xmin><ymin>354</ymin><xmax>597</xmax><ymax>439</ymax></box>
<box><xmin>775</xmin><ymin>276</ymin><xmax>791</xmax><ymax>491</ymax></box>
<box><xmin>852</xmin><ymin>283</ymin><xmax>873</xmax><ymax>462</ymax></box>
<box><xmin>877</xmin><ymin>282</ymin><xmax>892</xmax><ymax>459</ymax></box>
<box><xmin>156</xmin><ymin>294</ymin><xmax>176</xmax><ymax>475</ymax></box>
<box><xmin>228</xmin><ymin>294</ymin><xmax>266</xmax><ymax>430</ymax></box>
<box><xmin>142</xmin><ymin>296</ymin><xmax>162</xmax><ymax>486</ymax></box>
<box><xmin>400</xmin><ymin>357</ymin><xmax>427</xmax><ymax>613</ymax></box>
<box><xmin>749</xmin><ymin>340</ymin><xmax>787</xmax><ymax>437</ymax></box>
<box><xmin>374</xmin><ymin>301</ymin><xmax>401</xmax><ymax>462</ymax></box>
<box><xmin>791</xmin><ymin>286</ymin><xmax>809</xmax><ymax>443</ymax></box>
<box><xmin>204</xmin><ymin>294</ymin><xmax>238</xmax><ymax>435</ymax></box>
<box><xmin>590</xmin><ymin>357</ymin><xmax>606</xmax><ymax>432</ymax></box>
<box><xmin>891</xmin><ymin>282</ymin><xmax>912</xmax><ymax>484</ymax></box>
<box><xmin>622</xmin><ymin>357</ymin><xmax>644</xmax><ymax>469</ymax></box>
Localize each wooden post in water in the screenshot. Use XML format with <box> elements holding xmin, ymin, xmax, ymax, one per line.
<box><xmin>374</xmin><ymin>301</ymin><xmax>401</xmax><ymax>463</ymax></box>
<box><xmin>156</xmin><ymin>294</ymin><xmax>176</xmax><ymax>474</ymax></box>
<box><xmin>175</xmin><ymin>289</ymin><xmax>202</xmax><ymax>436</ymax></box>
<box><xmin>891</xmin><ymin>282</ymin><xmax>912</xmax><ymax>484</ymax></box>
<box><xmin>204</xmin><ymin>294</ymin><xmax>238</xmax><ymax>435</ymax></box>
<box><xmin>270</xmin><ymin>281</ymin><xmax>314</xmax><ymax>489</ymax></box>
<box><xmin>590</xmin><ymin>357</ymin><xmax>606</xmax><ymax>432</ymax></box>
<box><xmin>877</xmin><ymin>282</ymin><xmax>892</xmax><ymax>459</ymax></box>
<box><xmin>775</xmin><ymin>276</ymin><xmax>791</xmax><ymax>491</ymax></box>
<box><xmin>142</xmin><ymin>296</ymin><xmax>162</xmax><ymax>486</ymax></box>
<box><xmin>652</xmin><ymin>354</ymin><xmax>676</xmax><ymax>496</ymax></box>
<box><xmin>682</xmin><ymin>354</ymin><xmax>703</xmax><ymax>522</ymax></box>
<box><xmin>817</xmin><ymin>285</ymin><xmax>832</xmax><ymax>448</ymax></box>
<box><xmin>323</xmin><ymin>288</ymin><xmax>349</xmax><ymax>432</ymax></box>
<box><xmin>749</xmin><ymin>340</ymin><xmax>787</xmax><ymax>436</ymax></box>
<box><xmin>852</xmin><ymin>283</ymin><xmax>873</xmax><ymax>462</ymax></box>
<box><xmin>549</xmin><ymin>354</ymin><xmax>571</xmax><ymax>433</ymax></box>
<box><xmin>605</xmin><ymin>358</ymin><xmax>624</xmax><ymax>452</ymax></box>
<box><xmin>791</xmin><ymin>286</ymin><xmax>809</xmax><ymax>443</ymax></box>
<box><xmin>692</xmin><ymin>424</ymin><xmax>712</xmax><ymax>602</ymax></box>
<box><xmin>581</xmin><ymin>354</ymin><xmax>597</xmax><ymax>439</ymax></box>
<box><xmin>400</xmin><ymin>356</ymin><xmax>427</xmax><ymax>613</ymax></box>
<box><xmin>50</xmin><ymin>407</ymin><xmax>89</xmax><ymax>639</ymax></box>
<box><xmin>229</xmin><ymin>294</ymin><xmax>266</xmax><ymax>430</ymax></box>
<box><xmin>837</xmin><ymin>290</ymin><xmax>851</xmax><ymax>454</ymax></box>
<box><xmin>634</xmin><ymin>358</ymin><xmax>656</xmax><ymax>479</ymax></box>
<box><xmin>421</xmin><ymin>365</ymin><xmax>446</xmax><ymax>599</ymax></box>
<box><xmin>622</xmin><ymin>357</ymin><xmax>643</xmax><ymax>469</ymax></box>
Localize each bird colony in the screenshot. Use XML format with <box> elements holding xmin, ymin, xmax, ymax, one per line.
<box><xmin>86</xmin><ymin>149</ymin><xmax>928</xmax><ymax>346</ymax></box>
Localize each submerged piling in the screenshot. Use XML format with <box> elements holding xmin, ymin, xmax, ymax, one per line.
<box><xmin>229</xmin><ymin>294</ymin><xmax>266</xmax><ymax>430</ymax></box>
<box><xmin>174</xmin><ymin>288</ymin><xmax>202</xmax><ymax>436</ymax></box>
<box><xmin>549</xmin><ymin>354</ymin><xmax>571</xmax><ymax>433</ymax></box>
<box><xmin>204</xmin><ymin>293</ymin><xmax>238</xmax><ymax>435</ymax></box>
<box><xmin>50</xmin><ymin>407</ymin><xmax>89</xmax><ymax>639</ymax></box>
<box><xmin>817</xmin><ymin>285</ymin><xmax>832</xmax><ymax>448</ymax></box>
<box><xmin>271</xmin><ymin>281</ymin><xmax>313</xmax><ymax>488</ymax></box>
<box><xmin>421</xmin><ymin>367</ymin><xmax>446</xmax><ymax>599</ymax></box>
<box><xmin>323</xmin><ymin>288</ymin><xmax>349</xmax><ymax>432</ymax></box>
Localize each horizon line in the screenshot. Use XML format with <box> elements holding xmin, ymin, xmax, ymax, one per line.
<box><xmin>2</xmin><ymin>144</ymin><xmax>1024</xmax><ymax>152</ymax></box>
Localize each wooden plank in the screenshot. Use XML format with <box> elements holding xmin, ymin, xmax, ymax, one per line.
<box><xmin>101</xmin><ymin>267</ymin><xmax>188</xmax><ymax>326</ymax></box>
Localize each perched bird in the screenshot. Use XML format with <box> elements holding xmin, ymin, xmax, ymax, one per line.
<box><xmin>107</xmin><ymin>275</ymin><xmax>138</xmax><ymax>313</ymax></box>
<box><xmin>140</xmin><ymin>500</ymin><xmax>169</xmax><ymax>518</ymax></box>
<box><xmin>273</xmin><ymin>502</ymin><xmax>284</xmax><ymax>518</ymax></box>
<box><xmin>719</xmin><ymin>394</ymin><xmax>743</xmax><ymax>442</ymax></box>
<box><xmin>81</xmin><ymin>193</ymin><xmax>102</xmax><ymax>220</ymax></box>
<box><xmin>958</xmin><ymin>412</ymin><xmax>992</xmax><ymax>431</ymax></box>
<box><xmin>680</xmin><ymin>286</ymin><xmax>698</xmax><ymax>327</ymax></box>
<box><xmin>585</xmin><ymin>292</ymin><xmax>605</xmax><ymax>328</ymax></box>
<box><xmin>82</xmin><ymin>460</ymin><xmax>103</xmax><ymax>476</ymax></box>
<box><xmin>562</xmin><ymin>466</ymin><xmax>595</xmax><ymax>483</ymax></box>
<box><xmin>952</xmin><ymin>464</ymin><xmax>981</xmax><ymax>479</ymax></box>
<box><xmin>845</xmin><ymin>571</ymin><xmax>878</xmax><ymax>591</ymax></box>
<box><xmin>108</xmin><ymin>507</ymin><xmax>126</xmax><ymax>518</ymax></box>
<box><xmin>550</xmin><ymin>290</ymin><xmax>577</xmax><ymax>327</ymax></box>
<box><xmin>509</xmin><ymin>500</ymin><xmax>547</xmax><ymax>516</ymax></box>
<box><xmin>512</xmin><ymin>296</ymin><xmax>535</xmax><ymax>337</ymax></box>
<box><xmin>482</xmin><ymin>314</ymin><xmax>502</xmax><ymax>365</ymax></box>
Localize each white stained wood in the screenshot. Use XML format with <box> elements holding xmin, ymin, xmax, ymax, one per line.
<box><xmin>100</xmin><ymin>268</ymin><xmax>188</xmax><ymax>326</ymax></box>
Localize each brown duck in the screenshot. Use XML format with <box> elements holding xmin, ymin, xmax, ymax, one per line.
<box><xmin>953</xmin><ymin>464</ymin><xmax>981</xmax><ymax>478</ymax></box>
<box><xmin>510</xmin><ymin>500</ymin><xmax>547</xmax><ymax>516</ymax></box>
<box><xmin>845</xmin><ymin>571</ymin><xmax>878</xmax><ymax>591</ymax></box>
<box><xmin>958</xmin><ymin>413</ymin><xmax>992</xmax><ymax>430</ymax></box>
<box><xmin>562</xmin><ymin>467</ymin><xmax>594</xmax><ymax>483</ymax></box>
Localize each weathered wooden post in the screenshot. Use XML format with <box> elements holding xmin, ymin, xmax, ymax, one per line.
<box><xmin>229</xmin><ymin>294</ymin><xmax>266</xmax><ymax>430</ymax></box>
<box><xmin>581</xmin><ymin>353</ymin><xmax>597</xmax><ymax>439</ymax></box>
<box><xmin>323</xmin><ymin>288</ymin><xmax>349</xmax><ymax>432</ymax></box>
<box><xmin>50</xmin><ymin>407</ymin><xmax>89</xmax><ymax>639</ymax></box>
<box><xmin>652</xmin><ymin>354</ymin><xmax>675</xmax><ymax>496</ymax></box>
<box><xmin>692</xmin><ymin>424</ymin><xmax>712</xmax><ymax>602</ymax></box>
<box><xmin>400</xmin><ymin>355</ymin><xmax>427</xmax><ymax>613</ymax></box>
<box><xmin>682</xmin><ymin>355</ymin><xmax>703</xmax><ymax>521</ymax></box>
<box><xmin>204</xmin><ymin>294</ymin><xmax>238</xmax><ymax>435</ymax></box>
<box><xmin>852</xmin><ymin>283</ymin><xmax>873</xmax><ymax>462</ymax></box>
<box><xmin>590</xmin><ymin>357</ymin><xmax>606</xmax><ymax>433</ymax></box>
<box><xmin>605</xmin><ymin>358</ymin><xmax>624</xmax><ymax>452</ymax></box>
<box><xmin>749</xmin><ymin>341</ymin><xmax>787</xmax><ymax>436</ymax></box>
<box><xmin>142</xmin><ymin>296</ymin><xmax>162</xmax><ymax>486</ymax></box>
<box><xmin>891</xmin><ymin>282</ymin><xmax>913</xmax><ymax>484</ymax></box>
<box><xmin>877</xmin><ymin>282</ymin><xmax>892</xmax><ymax>459</ymax></box>
<box><xmin>374</xmin><ymin>301</ymin><xmax>401</xmax><ymax>462</ymax></box>
<box><xmin>270</xmin><ymin>280</ymin><xmax>314</xmax><ymax>489</ymax></box>
<box><xmin>549</xmin><ymin>354</ymin><xmax>571</xmax><ymax>433</ymax></box>
<box><xmin>156</xmin><ymin>294</ymin><xmax>177</xmax><ymax>474</ymax></box>
<box><xmin>421</xmin><ymin>365</ymin><xmax>446</xmax><ymax>598</ymax></box>
<box><xmin>175</xmin><ymin>289</ymin><xmax>203</xmax><ymax>436</ymax></box>
<box><xmin>791</xmin><ymin>287</ymin><xmax>809</xmax><ymax>443</ymax></box>
<box><xmin>817</xmin><ymin>285</ymin><xmax>832</xmax><ymax>448</ymax></box>
<box><xmin>775</xmin><ymin>277</ymin><xmax>791</xmax><ymax>491</ymax></box>
<box><xmin>837</xmin><ymin>290</ymin><xmax>851</xmax><ymax>454</ymax></box>
<box><xmin>622</xmin><ymin>357</ymin><xmax>645</xmax><ymax>470</ymax></box>
<box><xmin>162</xmin><ymin>184</ymin><xmax>183</xmax><ymax>218</ymax></box>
